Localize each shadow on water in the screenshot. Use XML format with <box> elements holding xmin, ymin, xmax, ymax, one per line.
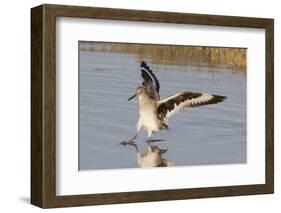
<box><xmin>120</xmin><ymin>140</ymin><xmax>174</xmax><ymax>168</ymax></box>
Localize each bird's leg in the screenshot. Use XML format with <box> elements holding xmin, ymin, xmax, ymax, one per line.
<box><xmin>128</xmin><ymin>120</ymin><xmax>142</xmax><ymax>142</ymax></box>
<box><xmin>120</xmin><ymin>120</ymin><xmax>141</xmax><ymax>145</ymax></box>
<box><xmin>120</xmin><ymin>132</ymin><xmax>138</xmax><ymax>145</ymax></box>
<box><xmin>130</xmin><ymin>132</ymin><xmax>138</xmax><ymax>142</ymax></box>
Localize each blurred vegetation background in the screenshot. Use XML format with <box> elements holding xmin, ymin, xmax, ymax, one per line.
<box><xmin>80</xmin><ymin>42</ymin><xmax>246</xmax><ymax>72</ymax></box>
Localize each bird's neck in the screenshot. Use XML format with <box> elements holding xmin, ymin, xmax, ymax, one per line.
<box><xmin>137</xmin><ymin>96</ymin><xmax>155</xmax><ymax>108</ymax></box>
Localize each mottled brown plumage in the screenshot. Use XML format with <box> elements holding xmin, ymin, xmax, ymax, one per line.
<box><xmin>123</xmin><ymin>61</ymin><xmax>226</xmax><ymax>144</ymax></box>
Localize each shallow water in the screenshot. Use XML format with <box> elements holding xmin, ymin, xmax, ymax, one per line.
<box><xmin>79</xmin><ymin>51</ymin><xmax>246</xmax><ymax>170</ymax></box>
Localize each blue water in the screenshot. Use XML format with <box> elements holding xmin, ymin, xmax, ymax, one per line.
<box><xmin>79</xmin><ymin>50</ymin><xmax>246</xmax><ymax>170</ymax></box>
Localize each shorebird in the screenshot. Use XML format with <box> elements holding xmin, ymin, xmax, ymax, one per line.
<box><xmin>123</xmin><ymin>61</ymin><xmax>226</xmax><ymax>144</ymax></box>
<box><xmin>120</xmin><ymin>141</ymin><xmax>174</xmax><ymax>168</ymax></box>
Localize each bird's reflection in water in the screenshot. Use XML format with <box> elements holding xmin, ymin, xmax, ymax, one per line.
<box><xmin>120</xmin><ymin>141</ymin><xmax>174</xmax><ymax>168</ymax></box>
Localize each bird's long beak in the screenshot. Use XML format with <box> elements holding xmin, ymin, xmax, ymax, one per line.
<box><xmin>128</xmin><ymin>93</ymin><xmax>136</xmax><ymax>101</ymax></box>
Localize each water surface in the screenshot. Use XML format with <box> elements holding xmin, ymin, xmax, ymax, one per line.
<box><xmin>79</xmin><ymin>50</ymin><xmax>246</xmax><ymax>170</ymax></box>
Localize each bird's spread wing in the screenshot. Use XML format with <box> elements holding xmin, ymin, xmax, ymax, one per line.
<box><xmin>141</xmin><ymin>61</ymin><xmax>160</xmax><ymax>100</ymax></box>
<box><xmin>157</xmin><ymin>92</ymin><xmax>226</xmax><ymax>119</ymax></box>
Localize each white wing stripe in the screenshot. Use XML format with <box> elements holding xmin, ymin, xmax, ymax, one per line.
<box><xmin>165</xmin><ymin>93</ymin><xmax>214</xmax><ymax>118</ymax></box>
<box><xmin>157</xmin><ymin>93</ymin><xmax>182</xmax><ymax>105</ymax></box>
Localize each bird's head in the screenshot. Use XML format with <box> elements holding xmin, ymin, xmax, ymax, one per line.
<box><xmin>128</xmin><ymin>86</ymin><xmax>146</xmax><ymax>101</ymax></box>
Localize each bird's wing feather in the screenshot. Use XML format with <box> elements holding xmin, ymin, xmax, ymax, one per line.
<box><xmin>157</xmin><ymin>91</ymin><xmax>226</xmax><ymax>119</ymax></box>
<box><xmin>141</xmin><ymin>61</ymin><xmax>160</xmax><ymax>100</ymax></box>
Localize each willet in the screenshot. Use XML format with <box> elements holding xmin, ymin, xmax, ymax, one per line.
<box><xmin>120</xmin><ymin>141</ymin><xmax>174</xmax><ymax>168</ymax></box>
<box><xmin>123</xmin><ymin>61</ymin><xmax>226</xmax><ymax>143</ymax></box>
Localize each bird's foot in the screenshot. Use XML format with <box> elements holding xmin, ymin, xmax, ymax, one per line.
<box><xmin>119</xmin><ymin>140</ymin><xmax>136</xmax><ymax>146</ymax></box>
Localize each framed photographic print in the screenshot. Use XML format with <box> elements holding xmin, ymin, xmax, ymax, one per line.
<box><xmin>31</xmin><ymin>4</ymin><xmax>274</xmax><ymax>208</ymax></box>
